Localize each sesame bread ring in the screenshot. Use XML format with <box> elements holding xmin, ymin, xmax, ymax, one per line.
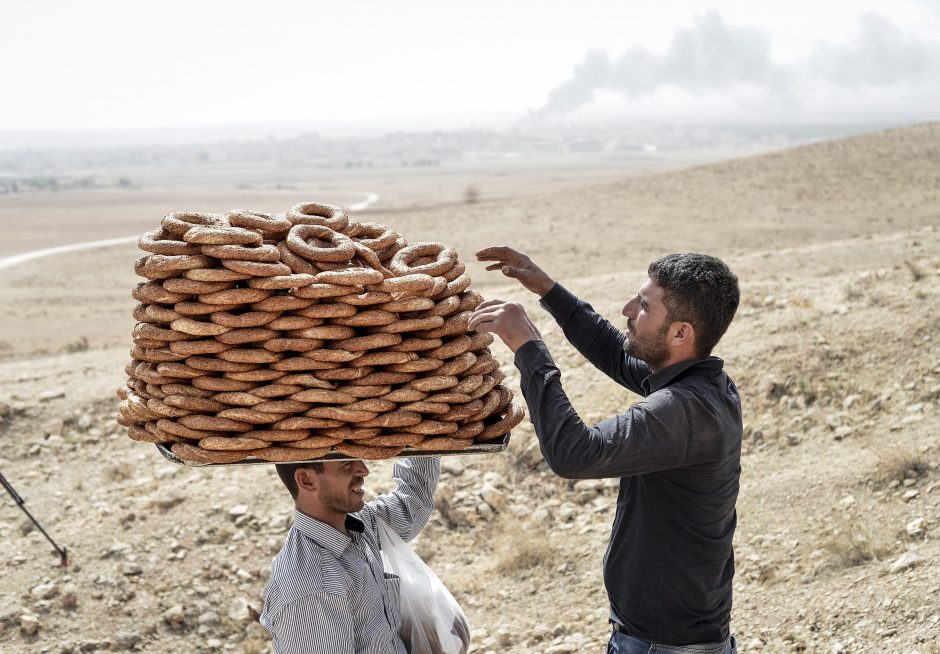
<box><xmin>346</xmin><ymin>398</ymin><xmax>397</xmax><ymax>413</ymax></box>
<box><xmin>146</xmin><ymin>398</ymin><xmax>191</xmax><ymax>418</ymax></box>
<box><xmin>409</xmin><ymin>375</ymin><xmax>459</xmax><ymax>393</ymax></box>
<box><xmin>156</xmin><ymin>418</ymin><xmax>215</xmax><ymax>441</ymax></box>
<box><xmin>380</xmin><ymin>388</ymin><xmax>428</xmax><ymax>403</ymax></box>
<box><xmin>389</xmin><ymin>337</ymin><xmax>443</xmax><ymax>353</ymax></box>
<box><xmin>371</xmin><ymin>274</ymin><xmax>436</xmax><ymax>295</ymax></box>
<box><xmin>293</xmin><ymin>283</ymin><xmax>364</xmax><ymax>299</ymax></box>
<box><xmin>466</xmin><ymin>354</ymin><xmax>499</xmax><ymax>376</ymax></box>
<box><xmin>327</xmin><ymin>385</ymin><xmax>389</xmax><ymax>400</ymax></box>
<box><xmin>442</xmin><ymin>261</ymin><xmax>467</xmax><ymax>282</ymax></box>
<box><xmin>313</xmin><ymin>367</ymin><xmax>375</xmax><ymax>381</ymax></box>
<box><xmin>190</xmin><ymin>376</ymin><xmax>257</xmax><ymax>392</ymax></box>
<box><xmin>185</xmin><ymin>356</ymin><xmax>260</xmax><ymax>373</ymax></box>
<box><xmin>132</xmin><ymin>363</ymin><xmax>176</xmax><ymax>385</ymax></box>
<box><xmin>452</xmin><ymin>375</ymin><xmax>484</xmax><ymax>395</ymax></box>
<box><xmin>201</xmin><ymin>243</ymin><xmax>281</xmax><ymax>262</ymax></box>
<box><xmin>332</xmin><ymin>443</ymin><xmax>404</xmax><ymax>460</ymax></box>
<box><xmin>401</xmin><ymin>419</ymin><xmax>458</xmax><ymax>435</ymax></box>
<box><xmin>288</xmin><ymin>388</ymin><xmax>357</xmax><ymax>404</ymax></box>
<box><xmin>359</xmin><ymin>433</ymin><xmax>425</xmax><ymax>447</ymax></box>
<box><xmin>283</xmin><ymin>435</ymin><xmax>343</xmax><ymax>449</ymax></box>
<box><xmin>224</xmin><ymin>368</ymin><xmax>287</xmax><ymax>382</ymax></box>
<box><xmin>246</xmin><ymin>273</ymin><xmax>316</xmax><ymax>290</ymax></box>
<box><xmin>250</xmin><ymin>383</ymin><xmax>304</xmax><ymax>398</ymax></box>
<box><xmin>358</xmin><ymin>410</ymin><xmax>424</xmax><ymax>429</ymax></box>
<box><xmin>262</xmin><ymin>337</ymin><xmax>326</xmax><ymax>353</ymax></box>
<box><xmin>133</xmin><ymin>281</ymin><xmax>190</xmax><ymax>305</ymax></box>
<box><xmin>221</xmin><ymin>259</ymin><xmax>292</xmax><ymax>277</ymax></box>
<box><xmin>375</xmin><ymin>237</ymin><xmax>408</xmax><ymax>263</ymax></box>
<box><xmin>209</xmin><ymin>310</ymin><xmax>279</xmax><ymax>329</ymax></box>
<box><xmin>420</xmin><ymin>295</ymin><xmax>461</xmax><ymax>318</ymax></box>
<box><xmin>183</xmin><ymin>225</ymin><xmax>263</xmax><ymax>246</ymax></box>
<box><xmin>389</xmin><ymin>242</ymin><xmax>458</xmax><ymax>277</ymax></box>
<box><xmin>242</xmin><ymin>428</ymin><xmax>309</xmax><ymax>442</ymax></box>
<box><xmin>459</xmin><ymin>290</ymin><xmax>485</xmax><ymax>313</ymax></box>
<box><xmin>379</xmin><ymin>297</ymin><xmax>435</xmax><ymax>313</ymax></box>
<box><xmin>453</xmin><ymin>420</ymin><xmax>485</xmax><ymax>439</ymax></box>
<box><xmin>271</xmin><ymin>357</ymin><xmax>341</xmax><ymax>372</ymax></box>
<box><xmin>267</xmin><ymin>316</ymin><xmax>322</xmax><ymax>330</ymax></box>
<box><xmin>170</xmin><ymin>317</ymin><xmax>232</xmax><ymax>337</ymax></box>
<box><xmin>468</xmin><ymin>388</ymin><xmax>501</xmax><ymax>421</ymax></box>
<box><xmin>156</xmin><ymin>362</ymin><xmax>206</xmax><ymax>379</ymax></box>
<box><xmin>217</xmin><ymin>327</ymin><xmax>280</xmax><ymax>345</ymax></box>
<box><xmin>170</xmin><ymin>442</ymin><xmax>248</xmax><ymax>464</ymax></box>
<box><xmin>250</xmin><ymin>295</ymin><xmax>314</xmax><ymax>312</ymax></box>
<box><xmin>138</xmin><ymin>227</ymin><xmax>201</xmax><ymax>255</ymax></box>
<box><xmin>426</xmin><ymin>276</ymin><xmax>448</xmax><ymax>298</ymax></box>
<box><xmin>130</xmin><ymin>346</ymin><xmax>186</xmax><ymax>364</ymax></box>
<box><xmin>274</xmin><ymin>374</ymin><xmax>336</xmax><ymax>389</ymax></box>
<box><xmin>418</xmin><ymin>311</ymin><xmax>472</xmax><ymax>339</ymax></box>
<box><xmin>305</xmin><ymin>406</ymin><xmax>378</xmax><ymax>423</ymax></box>
<box><xmin>161</xmin><ymin>383</ymin><xmax>215</xmax><ymax>399</ymax></box>
<box><xmin>302</xmin><ymin>349</ymin><xmax>362</xmax><ymax>363</ymax></box>
<box><xmin>437</xmin><ymin>352</ymin><xmax>477</xmax><ymax>377</ymax></box>
<box><xmin>428</xmin><ymin>391</ymin><xmax>474</xmax><ymax>404</ymax></box>
<box><xmin>161</xmin><ymin>211</ymin><xmax>226</xmax><ymax>237</ymax></box>
<box><xmin>401</xmin><ymin>401</ymin><xmax>450</xmax><ymax>415</ymax></box>
<box><xmin>333</xmin><ymin>291</ymin><xmax>394</xmax><ymax>307</ymax></box>
<box><xmin>250</xmin><ymin>446</ymin><xmax>332</xmax><ymax>462</ymax></box>
<box><xmin>371</xmin><ymin>316</ymin><xmax>444</xmax><ymax>334</ymax></box>
<box><xmin>388</xmin><ymin>358</ymin><xmax>444</xmax><ymax>373</ymax></box>
<box><xmin>477</xmin><ymin>402</ymin><xmax>525</xmax><ymax>441</ymax></box>
<box><xmin>277</xmin><ymin>241</ymin><xmax>318</xmax><ymax>275</ymax></box>
<box><xmin>217</xmin><ymin>348</ymin><xmax>284</xmax><ymax>364</ymax></box>
<box><xmin>143</xmin><ymin>383</ymin><xmax>168</xmax><ymax>399</ymax></box>
<box><xmin>468</xmin><ymin>375</ymin><xmax>498</xmax><ymax>400</ymax></box>
<box><xmin>185</xmin><ymin>268</ymin><xmax>252</xmax><ymax>283</ymax></box>
<box><xmin>179</xmin><ymin>414</ymin><xmax>253</xmax><ymax>433</ymax></box>
<box><xmin>438</xmin><ymin>398</ymin><xmax>485</xmax><ymax>422</ymax></box>
<box><xmin>287</xmin><ymin>202</ymin><xmax>349</xmax><ymax>231</ymax></box>
<box><xmin>254</xmin><ymin>399</ymin><xmax>311</xmax><ymax>414</ymax></box>
<box><xmin>227</xmin><ymin>210</ymin><xmax>292</xmax><ymax>235</ymax></box>
<box><xmin>134</xmin><ymin>255</ymin><xmax>166</xmax><ymax>279</ymax></box>
<box><xmin>351</xmin><ymin>242</ymin><xmax>393</xmax><ymax>278</ymax></box>
<box><xmin>169</xmin><ymin>339</ymin><xmax>232</xmax><ymax>356</ymax></box>
<box><xmin>468</xmin><ymin>331</ymin><xmax>494</xmax><ymax>350</ymax></box>
<box><xmin>354</xmin><ymin>351</ymin><xmax>413</xmax><ymax>366</ymax></box>
<box><xmin>273</xmin><ymin>416</ymin><xmax>344</xmax><ymax>430</ymax></box>
<box><xmin>494</xmin><ymin>384</ymin><xmax>512</xmax><ymax>411</ymax></box>
<box><xmin>163</xmin><ymin>278</ymin><xmax>234</xmax><ymax>295</ymax></box>
<box><xmin>334</xmin><ymin>310</ymin><xmax>398</xmax><ymax>327</ymax></box>
<box><xmin>162</xmin><ymin>394</ymin><xmax>226</xmax><ymax>414</ymax></box>
<box><xmin>134</xmin><ymin>322</ymin><xmax>192</xmax><ymax>343</ymax></box>
<box><xmin>349</xmin><ymin>222</ymin><xmax>398</xmax><ymax>250</ymax></box>
<box><xmin>317</xmin><ymin>427</ymin><xmax>381</xmax><ymax>441</ymax></box>
<box><xmin>313</xmin><ymin>267</ymin><xmax>385</xmax><ymax>286</ymax></box>
<box><xmin>409</xmin><ymin>436</ymin><xmax>473</xmax><ymax>451</ymax></box>
<box><xmin>349</xmin><ymin>371</ymin><xmax>416</xmax><ymax>386</ymax></box>
<box><xmin>198</xmin><ymin>287</ymin><xmax>271</xmax><ymax>306</ymax></box>
<box><xmin>217</xmin><ymin>408</ymin><xmax>284</xmax><ymax>424</ymax></box>
<box><xmin>139</xmin><ymin>304</ymin><xmax>181</xmax><ymax>323</ymax></box>
<box><xmin>199</xmin><ymin>435</ymin><xmax>269</xmax><ymax>451</ymax></box>
<box><xmin>286</xmin><ymin>325</ymin><xmax>357</xmax><ymax>340</ymax></box>
<box><xmin>293</xmin><ymin>303</ymin><xmax>357</xmax><ymax>319</ymax></box>
<box><xmin>427</xmin><ymin>335</ymin><xmax>472</xmax><ymax>360</ymax></box>
<box><xmin>432</xmin><ymin>274</ymin><xmax>472</xmax><ymax>300</ymax></box>
<box><xmin>177</xmin><ymin>301</ymin><xmax>243</xmax><ymax>317</ymax></box>
<box><xmin>334</xmin><ymin>332</ymin><xmax>402</xmax><ymax>352</ymax></box>
<box><xmin>214</xmin><ymin>391</ymin><xmax>264</xmax><ymax>406</ymax></box>
<box><xmin>286</xmin><ymin>224</ymin><xmax>355</xmax><ymax>262</ymax></box>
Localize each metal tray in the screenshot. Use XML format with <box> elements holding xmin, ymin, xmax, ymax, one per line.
<box><xmin>155</xmin><ymin>432</ymin><xmax>511</xmax><ymax>467</ymax></box>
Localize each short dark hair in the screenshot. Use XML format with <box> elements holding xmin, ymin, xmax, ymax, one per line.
<box><xmin>275</xmin><ymin>462</ymin><xmax>324</xmax><ymax>499</ymax></box>
<box><xmin>647</xmin><ymin>253</ymin><xmax>739</xmax><ymax>358</ymax></box>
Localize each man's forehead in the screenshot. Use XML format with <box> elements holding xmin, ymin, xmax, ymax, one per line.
<box><xmin>637</xmin><ymin>278</ymin><xmax>665</xmax><ymax>303</ymax></box>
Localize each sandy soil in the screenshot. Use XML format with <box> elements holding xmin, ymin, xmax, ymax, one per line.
<box><xmin>0</xmin><ymin>124</ymin><xmax>938</xmax><ymax>653</ymax></box>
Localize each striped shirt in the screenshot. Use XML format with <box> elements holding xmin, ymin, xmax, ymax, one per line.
<box><xmin>260</xmin><ymin>456</ymin><xmax>441</xmax><ymax>654</ymax></box>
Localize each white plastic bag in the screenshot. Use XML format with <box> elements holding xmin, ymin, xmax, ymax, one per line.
<box><xmin>377</xmin><ymin>517</ymin><xmax>470</xmax><ymax>654</ymax></box>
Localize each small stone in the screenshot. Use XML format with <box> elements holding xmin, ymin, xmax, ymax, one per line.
<box><xmin>30</xmin><ymin>582</ymin><xmax>58</xmax><ymax>599</ymax></box>
<box><xmin>441</xmin><ymin>459</ymin><xmax>465</xmax><ymax>476</ymax></box>
<box><xmin>834</xmin><ymin>426</ymin><xmax>853</xmax><ymax>440</ymax></box>
<box><xmin>832</xmin><ymin>643</ymin><xmax>845</xmax><ymax>653</ymax></box>
<box><xmin>76</xmin><ymin>414</ymin><xmax>93</xmax><ymax>431</ymax></box>
<box><xmin>906</xmin><ymin>518</ymin><xmax>926</xmax><ymax>537</ymax></box>
<box><xmin>889</xmin><ymin>550</ymin><xmax>926</xmax><ymax>573</ymax></box>
<box><xmin>839</xmin><ymin>495</ymin><xmax>856</xmax><ymax>509</ymax></box>
<box><xmin>121</xmin><ymin>563</ymin><xmax>143</xmax><ymax>576</ymax></box>
<box><xmin>115</xmin><ymin>631</ymin><xmax>141</xmax><ymax>650</ymax></box>
<box><xmin>480</xmin><ymin>484</ymin><xmax>508</xmax><ymax>512</ymax></box>
<box><xmin>20</xmin><ymin>613</ymin><xmax>40</xmax><ymax>636</ymax></box>
<box><xmin>227</xmin><ymin>597</ymin><xmax>252</xmax><ymax>622</ymax></box>
<box><xmin>38</xmin><ymin>389</ymin><xmax>65</xmax><ymax>402</ymax></box>
<box><xmin>476</xmin><ymin>502</ymin><xmax>494</xmax><ymax>520</ymax></box>
<box><xmin>162</xmin><ymin>605</ymin><xmax>185</xmax><ymax>625</ymax></box>
<box><xmin>229</xmin><ymin>505</ymin><xmax>248</xmax><ymax>518</ymax></box>
<box><xmin>902</xmin><ymin>489</ymin><xmax>920</xmax><ymax>501</ymax></box>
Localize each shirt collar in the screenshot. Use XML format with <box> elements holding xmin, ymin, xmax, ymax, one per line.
<box><xmin>641</xmin><ymin>356</ymin><xmax>725</xmax><ymax>395</ymax></box>
<box><xmin>292</xmin><ymin>508</ymin><xmax>365</xmax><ymax>557</ymax></box>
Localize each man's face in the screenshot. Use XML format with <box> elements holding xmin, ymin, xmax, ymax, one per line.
<box><xmin>621</xmin><ymin>278</ymin><xmax>672</xmax><ymax>368</ymax></box>
<box><xmin>315</xmin><ymin>460</ymin><xmax>370</xmax><ymax>515</ymax></box>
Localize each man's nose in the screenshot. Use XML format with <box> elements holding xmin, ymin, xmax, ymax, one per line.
<box><xmin>622</xmin><ymin>297</ymin><xmax>637</xmax><ymax>318</ymax></box>
<box><xmin>354</xmin><ymin>460</ymin><xmax>369</xmax><ymax>477</ymax></box>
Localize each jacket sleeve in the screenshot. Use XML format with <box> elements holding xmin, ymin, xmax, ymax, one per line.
<box><xmin>361</xmin><ymin>456</ymin><xmax>440</xmax><ymax>542</ymax></box>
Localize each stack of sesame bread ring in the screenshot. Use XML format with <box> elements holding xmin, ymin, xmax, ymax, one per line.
<box><xmin>117</xmin><ymin>202</ymin><xmax>525</xmax><ymax>464</ymax></box>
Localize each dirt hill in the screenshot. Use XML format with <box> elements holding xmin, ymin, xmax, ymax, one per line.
<box><xmin>0</xmin><ymin>123</ymin><xmax>938</xmax><ymax>653</ymax></box>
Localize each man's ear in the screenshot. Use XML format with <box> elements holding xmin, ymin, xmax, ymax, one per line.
<box><xmin>295</xmin><ymin>468</ymin><xmax>318</xmax><ymax>494</ymax></box>
<box><xmin>671</xmin><ymin>321</ymin><xmax>696</xmax><ymax>348</ymax></box>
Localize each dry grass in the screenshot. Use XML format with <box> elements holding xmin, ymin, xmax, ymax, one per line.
<box><xmin>494</xmin><ymin>529</ymin><xmax>558</xmax><ymax>576</ymax></box>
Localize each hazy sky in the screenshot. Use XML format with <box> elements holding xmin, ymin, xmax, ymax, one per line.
<box><xmin>3</xmin><ymin>0</ymin><xmax>939</xmax><ymax>131</ymax></box>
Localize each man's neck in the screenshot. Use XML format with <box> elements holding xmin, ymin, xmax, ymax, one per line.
<box><xmin>296</xmin><ymin>502</ymin><xmax>349</xmax><ymax>534</ymax></box>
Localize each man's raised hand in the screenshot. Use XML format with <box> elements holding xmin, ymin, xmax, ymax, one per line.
<box><xmin>475</xmin><ymin>246</ymin><xmax>555</xmax><ymax>297</ymax></box>
<box><xmin>468</xmin><ymin>299</ymin><xmax>542</xmax><ymax>353</ymax></box>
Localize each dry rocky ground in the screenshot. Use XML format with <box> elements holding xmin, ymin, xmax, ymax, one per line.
<box><xmin>0</xmin><ymin>124</ymin><xmax>938</xmax><ymax>653</ymax></box>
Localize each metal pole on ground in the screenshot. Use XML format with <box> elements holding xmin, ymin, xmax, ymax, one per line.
<box><xmin>0</xmin><ymin>471</ymin><xmax>69</xmax><ymax>566</ymax></box>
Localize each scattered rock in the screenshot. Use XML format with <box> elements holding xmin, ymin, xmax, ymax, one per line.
<box><xmin>20</xmin><ymin>613</ymin><xmax>40</xmax><ymax>636</ymax></box>
<box><xmin>906</xmin><ymin>518</ymin><xmax>925</xmax><ymax>537</ymax></box>
<box><xmin>889</xmin><ymin>550</ymin><xmax>926</xmax><ymax>573</ymax></box>
<box><xmin>38</xmin><ymin>389</ymin><xmax>65</xmax><ymax>402</ymax></box>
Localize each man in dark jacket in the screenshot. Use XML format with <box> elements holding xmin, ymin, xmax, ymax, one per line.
<box><xmin>469</xmin><ymin>247</ymin><xmax>741</xmax><ymax>654</ymax></box>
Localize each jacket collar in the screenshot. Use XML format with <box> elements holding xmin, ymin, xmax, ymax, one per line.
<box><xmin>642</xmin><ymin>356</ymin><xmax>725</xmax><ymax>395</ymax></box>
<box><xmin>292</xmin><ymin>508</ymin><xmax>365</xmax><ymax>557</ymax></box>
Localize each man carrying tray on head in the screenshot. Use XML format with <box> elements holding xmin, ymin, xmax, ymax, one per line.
<box><xmin>260</xmin><ymin>455</ymin><xmax>440</xmax><ymax>654</ymax></box>
<box><xmin>469</xmin><ymin>246</ymin><xmax>741</xmax><ymax>653</ymax></box>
